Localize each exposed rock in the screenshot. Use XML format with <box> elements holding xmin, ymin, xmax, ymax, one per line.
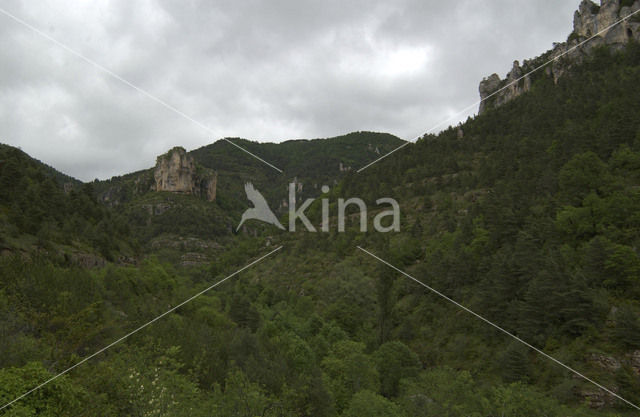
<box><xmin>150</xmin><ymin>235</ymin><xmax>221</xmax><ymax>251</ymax></box>
<box><xmin>206</xmin><ymin>174</ymin><xmax>217</xmax><ymax>201</ymax></box>
<box><xmin>98</xmin><ymin>172</ymin><xmax>155</xmax><ymax>207</ymax></box>
<box><xmin>479</xmin><ymin>0</ymin><xmax>640</xmax><ymax>114</ymax></box>
<box><xmin>99</xmin><ymin>187</ymin><xmax>119</xmax><ymax>206</ymax></box>
<box><xmin>574</xmin><ymin>0</ymin><xmax>639</xmax><ymax>42</ymax></box>
<box><xmin>141</xmin><ymin>202</ymin><xmax>173</xmax><ymax>216</ymax></box>
<box><xmin>339</xmin><ymin>162</ymin><xmax>352</xmax><ymax>172</ymax></box>
<box><xmin>628</xmin><ymin>350</ymin><xmax>640</xmax><ymax>375</ymax></box>
<box><xmin>366</xmin><ymin>143</ymin><xmax>381</xmax><ymax>154</ymax></box>
<box><xmin>576</xmin><ymin>352</ymin><xmax>621</xmax><ymax>409</ymax></box>
<box><xmin>117</xmin><ymin>255</ymin><xmax>137</xmax><ymax>266</ymax></box>
<box><xmin>68</xmin><ymin>252</ymin><xmax>106</xmax><ymax>269</ymax></box>
<box><xmin>588</xmin><ymin>353</ymin><xmax>621</xmax><ymax>371</ymax></box>
<box><xmin>154</xmin><ymin>147</ymin><xmax>195</xmax><ymax>192</ymax></box>
<box><xmin>478</xmin><ymin>74</ymin><xmax>501</xmax><ymax>114</ymax></box>
<box><xmin>153</xmin><ymin>147</ymin><xmax>217</xmax><ymax>201</ymax></box>
<box><xmin>180</xmin><ymin>252</ymin><xmax>209</xmax><ymax>267</ymax></box>
<box><xmin>580</xmin><ymin>387</ymin><xmax>618</xmax><ymax>408</ymax></box>
<box><xmin>479</xmin><ymin>61</ymin><xmax>533</xmax><ymax>114</ymax></box>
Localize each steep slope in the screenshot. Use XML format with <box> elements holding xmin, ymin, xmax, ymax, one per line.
<box><xmin>333</xmin><ymin>39</ymin><xmax>640</xmax><ymax>411</ymax></box>
<box><xmin>190</xmin><ymin>131</ymin><xmax>403</xmax><ymax>214</ymax></box>
<box><xmin>479</xmin><ymin>0</ymin><xmax>640</xmax><ymax>113</ymax></box>
<box><xmin>0</xmin><ymin>144</ymin><xmax>132</xmax><ymax>263</ymax></box>
<box><xmin>3</xmin><ymin>6</ymin><xmax>640</xmax><ymax>417</ymax></box>
<box><xmin>91</xmin><ymin>131</ymin><xmax>403</xmax><ymax>248</ymax></box>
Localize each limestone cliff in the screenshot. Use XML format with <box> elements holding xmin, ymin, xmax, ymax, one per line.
<box><xmin>479</xmin><ymin>0</ymin><xmax>640</xmax><ymax>114</ymax></box>
<box><xmin>153</xmin><ymin>147</ymin><xmax>217</xmax><ymax>201</ymax></box>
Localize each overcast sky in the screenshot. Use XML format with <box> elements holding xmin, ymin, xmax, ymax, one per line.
<box><xmin>0</xmin><ymin>0</ymin><xmax>579</xmax><ymax>181</ymax></box>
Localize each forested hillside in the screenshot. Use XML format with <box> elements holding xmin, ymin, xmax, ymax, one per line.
<box><xmin>1</xmin><ymin>35</ymin><xmax>640</xmax><ymax>417</ymax></box>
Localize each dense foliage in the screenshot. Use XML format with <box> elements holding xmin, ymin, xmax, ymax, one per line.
<box><xmin>1</xmin><ymin>42</ymin><xmax>640</xmax><ymax>416</ymax></box>
<box><xmin>0</xmin><ymin>145</ymin><xmax>132</xmax><ymax>261</ymax></box>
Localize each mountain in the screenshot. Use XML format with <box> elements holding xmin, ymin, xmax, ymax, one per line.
<box><xmin>479</xmin><ymin>0</ymin><xmax>640</xmax><ymax>114</ymax></box>
<box><xmin>85</xmin><ymin>132</ymin><xmax>403</xmax><ymax>265</ymax></box>
<box><xmin>95</xmin><ymin>131</ymin><xmax>402</xmax><ymax>206</ymax></box>
<box><xmin>0</xmin><ymin>143</ymin><xmax>81</xmax><ymax>187</ymax></box>
<box><xmin>2</xmin><ymin>1</ymin><xmax>640</xmax><ymax>416</ymax></box>
<box><xmin>1</xmin><ymin>131</ymin><xmax>403</xmax><ymax>266</ymax></box>
<box><xmin>0</xmin><ymin>143</ymin><xmax>133</xmax><ymax>265</ymax></box>
<box><xmin>188</xmin><ymin>131</ymin><xmax>403</xmax><ymax>213</ymax></box>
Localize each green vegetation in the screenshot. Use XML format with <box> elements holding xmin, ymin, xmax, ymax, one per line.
<box><xmin>0</xmin><ymin>145</ymin><xmax>132</xmax><ymax>261</ymax></box>
<box><xmin>1</xmin><ymin>41</ymin><xmax>640</xmax><ymax>417</ymax></box>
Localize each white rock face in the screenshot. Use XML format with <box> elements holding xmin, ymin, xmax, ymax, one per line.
<box><xmin>478</xmin><ymin>61</ymin><xmax>531</xmax><ymax>114</ymax></box>
<box><xmin>153</xmin><ymin>147</ymin><xmax>217</xmax><ymax>201</ymax></box>
<box><xmin>479</xmin><ymin>0</ymin><xmax>640</xmax><ymax>114</ymax></box>
<box><xmin>154</xmin><ymin>147</ymin><xmax>197</xmax><ymax>193</ymax></box>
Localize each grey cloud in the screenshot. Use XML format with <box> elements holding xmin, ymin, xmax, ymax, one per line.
<box><xmin>0</xmin><ymin>0</ymin><xmax>579</xmax><ymax>181</ymax></box>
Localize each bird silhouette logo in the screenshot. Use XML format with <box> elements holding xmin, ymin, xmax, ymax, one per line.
<box><xmin>236</xmin><ymin>182</ymin><xmax>285</xmax><ymax>232</ymax></box>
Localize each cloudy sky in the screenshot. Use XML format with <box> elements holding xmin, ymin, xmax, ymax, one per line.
<box><xmin>0</xmin><ymin>0</ymin><xmax>579</xmax><ymax>181</ymax></box>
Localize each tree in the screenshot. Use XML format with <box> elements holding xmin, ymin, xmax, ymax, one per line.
<box><xmin>489</xmin><ymin>383</ymin><xmax>564</xmax><ymax>417</ymax></box>
<box><xmin>558</xmin><ymin>152</ymin><xmax>609</xmax><ymax>205</ymax></box>
<box><xmin>211</xmin><ymin>368</ymin><xmax>274</xmax><ymax>417</ymax></box>
<box><xmin>399</xmin><ymin>368</ymin><xmax>485</xmax><ymax>417</ymax></box>
<box><xmin>0</xmin><ymin>362</ymin><xmax>92</xmax><ymax>417</ymax></box>
<box><xmin>321</xmin><ymin>341</ymin><xmax>379</xmax><ymax>412</ymax></box>
<box><xmin>614</xmin><ymin>304</ymin><xmax>640</xmax><ymax>349</ymax></box>
<box><xmin>341</xmin><ymin>390</ymin><xmax>406</xmax><ymax>417</ymax></box>
<box><xmin>373</xmin><ymin>341</ymin><xmax>420</xmax><ymax>398</ymax></box>
<box><xmin>500</xmin><ymin>342</ymin><xmax>530</xmax><ymax>383</ymax></box>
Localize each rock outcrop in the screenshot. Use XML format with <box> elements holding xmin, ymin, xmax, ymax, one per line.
<box><xmin>67</xmin><ymin>251</ymin><xmax>106</xmax><ymax>269</ymax></box>
<box><xmin>478</xmin><ymin>60</ymin><xmax>532</xmax><ymax>114</ymax></box>
<box><xmin>153</xmin><ymin>147</ymin><xmax>217</xmax><ymax>201</ymax></box>
<box><xmin>629</xmin><ymin>350</ymin><xmax>640</xmax><ymax>375</ymax></box>
<box><xmin>578</xmin><ymin>350</ymin><xmax>640</xmax><ymax>408</ymax></box>
<box><xmin>154</xmin><ymin>147</ymin><xmax>196</xmax><ymax>193</ymax></box>
<box><xmin>479</xmin><ymin>0</ymin><xmax>640</xmax><ymax>114</ymax></box>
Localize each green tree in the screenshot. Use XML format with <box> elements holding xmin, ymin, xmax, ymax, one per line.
<box><xmin>321</xmin><ymin>341</ymin><xmax>379</xmax><ymax>412</ymax></box>
<box><xmin>613</xmin><ymin>304</ymin><xmax>640</xmax><ymax>349</ymax></box>
<box><xmin>373</xmin><ymin>341</ymin><xmax>420</xmax><ymax>398</ymax></box>
<box><xmin>0</xmin><ymin>362</ymin><xmax>91</xmax><ymax>417</ymax></box>
<box><xmin>211</xmin><ymin>369</ymin><xmax>274</xmax><ymax>417</ymax></box>
<box><xmin>341</xmin><ymin>390</ymin><xmax>406</xmax><ymax>417</ymax></box>
<box><xmin>500</xmin><ymin>342</ymin><xmax>530</xmax><ymax>383</ymax></box>
<box><xmin>488</xmin><ymin>383</ymin><xmax>565</xmax><ymax>417</ymax></box>
<box><xmin>558</xmin><ymin>152</ymin><xmax>609</xmax><ymax>205</ymax></box>
<box><xmin>399</xmin><ymin>368</ymin><xmax>485</xmax><ymax>417</ymax></box>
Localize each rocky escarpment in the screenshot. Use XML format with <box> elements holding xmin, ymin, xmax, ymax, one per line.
<box><xmin>153</xmin><ymin>147</ymin><xmax>217</xmax><ymax>201</ymax></box>
<box><xmin>98</xmin><ymin>147</ymin><xmax>217</xmax><ymax>206</ymax></box>
<box><xmin>479</xmin><ymin>0</ymin><xmax>640</xmax><ymax>114</ymax></box>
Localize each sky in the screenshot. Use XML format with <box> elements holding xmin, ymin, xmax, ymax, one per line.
<box><xmin>0</xmin><ymin>0</ymin><xmax>580</xmax><ymax>181</ymax></box>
